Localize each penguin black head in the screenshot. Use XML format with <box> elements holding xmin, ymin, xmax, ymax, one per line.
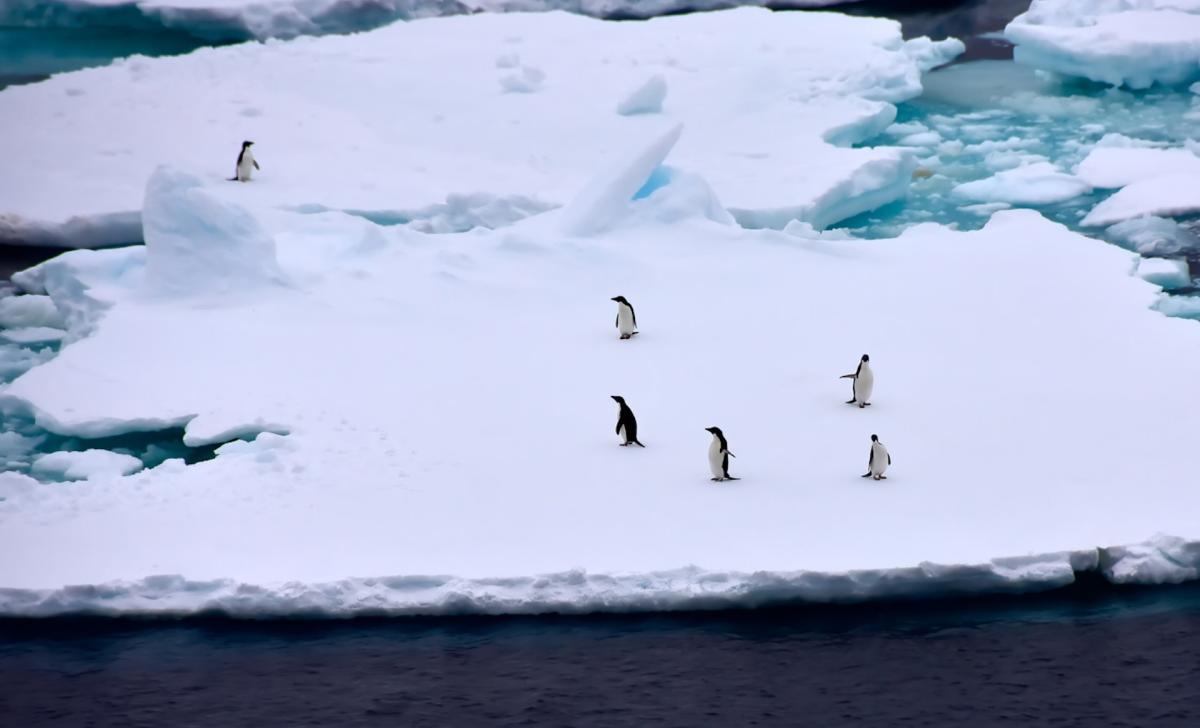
<box><xmin>611</xmin><ymin>296</ymin><xmax>628</xmax><ymax>304</ymax></box>
<box><xmin>705</xmin><ymin>427</ymin><xmax>722</xmax><ymax>435</ymax></box>
<box><xmin>861</xmin><ymin>354</ymin><xmax>870</xmax><ymax>362</ymax></box>
<box><xmin>611</xmin><ymin>395</ymin><xmax>625</xmax><ymax>404</ymax></box>
<box><xmin>870</xmin><ymin>434</ymin><xmax>879</xmax><ymax>442</ymax></box>
<box><xmin>242</xmin><ymin>140</ymin><xmax>254</xmax><ymax>148</ymax></box>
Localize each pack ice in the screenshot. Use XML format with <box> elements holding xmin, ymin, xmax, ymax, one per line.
<box><xmin>1006</xmin><ymin>0</ymin><xmax>1200</xmax><ymax>88</ymax></box>
<box><xmin>0</xmin><ymin>9</ymin><xmax>962</xmax><ymax>247</ymax></box>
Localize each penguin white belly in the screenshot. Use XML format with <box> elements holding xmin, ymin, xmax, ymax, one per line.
<box><xmin>618</xmin><ymin>424</ymin><xmax>627</xmax><ymax>443</ymax></box>
<box><xmin>237</xmin><ymin>151</ymin><xmax>256</xmax><ymax>181</ymax></box>
<box><xmin>856</xmin><ymin>366</ymin><xmax>874</xmax><ymax>404</ymax></box>
<box><xmin>870</xmin><ymin>442</ymin><xmax>889</xmax><ymax>476</ymax></box>
<box><xmin>708</xmin><ymin>439</ymin><xmax>725</xmax><ymax>478</ymax></box>
<box><xmin>616</xmin><ymin>304</ymin><xmax>636</xmax><ymax>336</ymax></box>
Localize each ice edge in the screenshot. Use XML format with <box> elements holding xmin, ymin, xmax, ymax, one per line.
<box><xmin>3</xmin><ymin>534</ymin><xmax>1196</xmax><ymax>618</ymax></box>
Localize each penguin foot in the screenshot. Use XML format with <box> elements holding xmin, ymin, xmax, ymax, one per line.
<box><xmin>620</xmin><ymin>335</ymin><xmax>631</xmax><ymax>340</ymax></box>
<box><xmin>711</xmin><ymin>477</ymin><xmax>722</xmax><ymax>482</ymax></box>
<box><xmin>858</xmin><ymin>403</ymin><xmax>866</xmax><ymax>408</ymax></box>
<box><xmin>619</xmin><ymin>443</ymin><xmax>628</xmax><ymax>447</ymax></box>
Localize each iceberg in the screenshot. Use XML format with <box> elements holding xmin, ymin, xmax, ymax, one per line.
<box><xmin>1006</xmin><ymin>0</ymin><xmax>1200</xmax><ymax>89</ymax></box>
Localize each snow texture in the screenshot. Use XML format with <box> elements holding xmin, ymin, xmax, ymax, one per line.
<box><xmin>0</xmin><ymin>9</ymin><xmax>961</xmax><ymax>246</ymax></box>
<box><xmin>952</xmin><ymin>162</ymin><xmax>1092</xmax><ymax>205</ymax></box>
<box><xmin>1006</xmin><ymin>0</ymin><xmax>1200</xmax><ymax>89</ymax></box>
<box><xmin>31</xmin><ymin>450</ymin><xmax>144</xmax><ymax>481</ymax></box>
<box><xmin>0</xmin><ymin>295</ymin><xmax>65</xmax><ymax>330</ymax></box>
<box><xmin>1082</xmin><ymin>173</ymin><xmax>1200</xmax><ymax>226</ymax></box>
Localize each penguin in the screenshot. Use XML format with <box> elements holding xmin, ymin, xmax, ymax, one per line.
<box><xmin>611</xmin><ymin>395</ymin><xmax>645</xmax><ymax>447</ymax></box>
<box><xmin>611</xmin><ymin>296</ymin><xmax>638</xmax><ymax>339</ymax></box>
<box><xmin>840</xmin><ymin>354</ymin><xmax>874</xmax><ymax>408</ymax></box>
<box><xmin>862</xmin><ymin>434</ymin><xmax>891</xmax><ymax>480</ymax></box>
<box><xmin>705</xmin><ymin>426</ymin><xmax>738</xmax><ymax>481</ymax></box>
<box><xmin>230</xmin><ymin>140</ymin><xmax>260</xmax><ymax>182</ymax></box>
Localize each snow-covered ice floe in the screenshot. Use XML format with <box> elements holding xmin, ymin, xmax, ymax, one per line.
<box><xmin>0</xmin><ymin>0</ymin><xmax>862</xmax><ymax>41</ymax></box>
<box><xmin>1005</xmin><ymin>0</ymin><xmax>1200</xmax><ymax>89</ymax></box>
<box><xmin>0</xmin><ymin>9</ymin><xmax>962</xmax><ymax>246</ymax></box>
<box><xmin>4</xmin><ymin>117</ymin><xmax>1200</xmax><ymax>616</ymax></box>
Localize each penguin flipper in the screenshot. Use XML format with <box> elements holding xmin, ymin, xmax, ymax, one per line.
<box><xmin>253</xmin><ymin>160</ymin><xmax>260</xmax><ymax>170</ymax></box>
<box><xmin>888</xmin><ymin>453</ymin><xmax>892</xmax><ymax>465</ymax></box>
<box><xmin>615</xmin><ymin>314</ymin><xmax>619</xmax><ymax>328</ymax></box>
<box><xmin>839</xmin><ymin>374</ymin><xmax>856</xmax><ymax>379</ymax></box>
<box><xmin>861</xmin><ymin>472</ymin><xmax>872</xmax><ymax>478</ymax></box>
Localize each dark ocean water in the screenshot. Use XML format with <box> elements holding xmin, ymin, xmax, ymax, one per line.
<box><xmin>4</xmin><ymin>582</ymin><xmax>1200</xmax><ymax>726</ymax></box>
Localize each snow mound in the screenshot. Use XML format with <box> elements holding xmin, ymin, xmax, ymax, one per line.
<box><xmin>616</xmin><ymin>74</ymin><xmax>667</xmax><ymax>116</ymax></box>
<box><xmin>1136</xmin><ymin>257</ymin><xmax>1192</xmax><ymax>290</ymax></box>
<box><xmin>142</xmin><ymin>166</ymin><xmax>285</xmax><ymax>296</ymax></box>
<box><xmin>31</xmin><ymin>450</ymin><xmax>144</xmax><ymax>481</ymax></box>
<box><xmin>1076</xmin><ymin>146</ymin><xmax>1200</xmax><ymax>188</ymax></box>
<box><xmin>953</xmin><ymin>162</ymin><xmax>1092</xmax><ymax>205</ymax></box>
<box><xmin>1082</xmin><ymin>173</ymin><xmax>1200</xmax><ymax>226</ymax></box>
<box><xmin>1006</xmin><ymin>0</ymin><xmax>1200</xmax><ymax>88</ymax></box>
<box><xmin>0</xmin><ymin>9</ymin><xmax>962</xmax><ymax>245</ymax></box>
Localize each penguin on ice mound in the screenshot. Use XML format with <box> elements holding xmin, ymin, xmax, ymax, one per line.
<box><xmin>611</xmin><ymin>396</ymin><xmax>645</xmax><ymax>447</ymax></box>
<box><xmin>611</xmin><ymin>296</ymin><xmax>638</xmax><ymax>339</ymax></box>
<box><xmin>705</xmin><ymin>426</ymin><xmax>738</xmax><ymax>482</ymax></box>
<box><xmin>229</xmin><ymin>140</ymin><xmax>260</xmax><ymax>182</ymax></box>
<box><xmin>862</xmin><ymin>434</ymin><xmax>891</xmax><ymax>480</ymax></box>
<box><xmin>840</xmin><ymin>354</ymin><xmax>873</xmax><ymax>408</ymax></box>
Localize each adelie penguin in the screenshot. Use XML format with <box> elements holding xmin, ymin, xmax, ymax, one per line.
<box><xmin>862</xmin><ymin>434</ymin><xmax>891</xmax><ymax>480</ymax></box>
<box><xmin>705</xmin><ymin>426</ymin><xmax>738</xmax><ymax>482</ymax></box>
<box><xmin>229</xmin><ymin>140</ymin><xmax>260</xmax><ymax>182</ymax></box>
<box><xmin>611</xmin><ymin>296</ymin><xmax>638</xmax><ymax>339</ymax></box>
<box><xmin>840</xmin><ymin>354</ymin><xmax>873</xmax><ymax>408</ymax></box>
<box><xmin>610</xmin><ymin>396</ymin><xmax>645</xmax><ymax>447</ymax></box>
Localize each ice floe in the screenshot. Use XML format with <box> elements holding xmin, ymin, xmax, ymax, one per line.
<box><xmin>1006</xmin><ymin>0</ymin><xmax>1200</xmax><ymax>89</ymax></box>
<box><xmin>0</xmin><ymin>9</ymin><xmax>960</xmax><ymax>246</ymax></box>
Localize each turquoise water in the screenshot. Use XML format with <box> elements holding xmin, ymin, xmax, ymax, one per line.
<box><xmin>842</xmin><ymin>61</ymin><xmax>1200</xmax><ymax>289</ymax></box>
<box><xmin>0</xmin><ymin>26</ymin><xmax>219</xmax><ymax>88</ymax></box>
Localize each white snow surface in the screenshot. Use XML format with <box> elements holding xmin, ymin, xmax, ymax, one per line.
<box><xmin>0</xmin><ymin>9</ymin><xmax>961</xmax><ymax>247</ymax></box>
<box><xmin>1006</xmin><ymin>0</ymin><xmax>1200</xmax><ymax>88</ymax></box>
<box><xmin>5</xmin><ymin>133</ymin><xmax>1200</xmax><ymax>615</ymax></box>
<box><xmin>952</xmin><ymin>162</ymin><xmax>1092</xmax><ymax>205</ymax></box>
<box><xmin>1082</xmin><ymin>173</ymin><xmax>1200</xmax><ymax>226</ymax></box>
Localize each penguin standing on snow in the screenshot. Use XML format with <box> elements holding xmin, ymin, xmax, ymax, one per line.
<box><xmin>840</xmin><ymin>354</ymin><xmax>874</xmax><ymax>408</ymax></box>
<box><xmin>611</xmin><ymin>296</ymin><xmax>638</xmax><ymax>339</ymax></box>
<box><xmin>230</xmin><ymin>140</ymin><xmax>260</xmax><ymax>182</ymax></box>
<box><xmin>611</xmin><ymin>395</ymin><xmax>645</xmax><ymax>447</ymax></box>
<box><xmin>705</xmin><ymin>426</ymin><xmax>738</xmax><ymax>482</ymax></box>
<box><xmin>862</xmin><ymin>434</ymin><xmax>891</xmax><ymax>480</ymax></box>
